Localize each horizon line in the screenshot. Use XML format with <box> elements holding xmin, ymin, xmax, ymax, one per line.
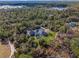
<box><xmin>0</xmin><ymin>0</ymin><xmax>79</xmax><ymax>2</ymax></box>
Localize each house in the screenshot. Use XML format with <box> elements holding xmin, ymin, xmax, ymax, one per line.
<box><xmin>27</xmin><ymin>27</ymin><xmax>48</xmax><ymax>37</ymax></box>
<box><xmin>68</xmin><ymin>22</ymin><xmax>76</xmax><ymax>28</ymax></box>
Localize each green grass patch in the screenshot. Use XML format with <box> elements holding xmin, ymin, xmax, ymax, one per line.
<box><xmin>19</xmin><ymin>54</ymin><xmax>33</xmax><ymax>58</ymax></box>
<box><xmin>40</xmin><ymin>31</ymin><xmax>56</xmax><ymax>45</ymax></box>
<box><xmin>70</xmin><ymin>38</ymin><xmax>79</xmax><ymax>57</ymax></box>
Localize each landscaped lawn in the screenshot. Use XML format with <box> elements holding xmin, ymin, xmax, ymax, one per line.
<box><xmin>40</xmin><ymin>31</ymin><xmax>57</xmax><ymax>45</ymax></box>
<box><xmin>0</xmin><ymin>43</ymin><xmax>11</xmax><ymax>58</ymax></box>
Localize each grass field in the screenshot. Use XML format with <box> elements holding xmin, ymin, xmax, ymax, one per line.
<box><xmin>0</xmin><ymin>42</ymin><xmax>11</xmax><ymax>58</ymax></box>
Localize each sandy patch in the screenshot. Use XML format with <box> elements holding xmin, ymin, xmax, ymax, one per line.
<box><xmin>0</xmin><ymin>42</ymin><xmax>11</xmax><ymax>58</ymax></box>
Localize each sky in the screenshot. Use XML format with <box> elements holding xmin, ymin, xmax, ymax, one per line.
<box><xmin>0</xmin><ymin>0</ymin><xmax>79</xmax><ymax>1</ymax></box>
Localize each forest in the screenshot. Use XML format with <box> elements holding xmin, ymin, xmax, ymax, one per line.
<box><xmin>0</xmin><ymin>2</ymin><xmax>79</xmax><ymax>58</ymax></box>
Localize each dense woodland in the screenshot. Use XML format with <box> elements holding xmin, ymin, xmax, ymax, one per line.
<box><xmin>0</xmin><ymin>2</ymin><xmax>79</xmax><ymax>58</ymax></box>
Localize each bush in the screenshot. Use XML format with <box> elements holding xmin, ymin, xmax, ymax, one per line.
<box><xmin>19</xmin><ymin>54</ymin><xmax>32</xmax><ymax>58</ymax></box>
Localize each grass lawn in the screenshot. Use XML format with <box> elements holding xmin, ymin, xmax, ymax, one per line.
<box><xmin>0</xmin><ymin>43</ymin><xmax>11</xmax><ymax>58</ymax></box>
<box><xmin>40</xmin><ymin>31</ymin><xmax>56</xmax><ymax>45</ymax></box>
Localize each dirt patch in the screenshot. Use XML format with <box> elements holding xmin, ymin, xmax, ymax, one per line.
<box><xmin>0</xmin><ymin>42</ymin><xmax>11</xmax><ymax>58</ymax></box>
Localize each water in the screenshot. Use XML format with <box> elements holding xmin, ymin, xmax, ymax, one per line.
<box><xmin>47</xmin><ymin>7</ymin><xmax>67</xmax><ymax>11</ymax></box>
<box><xmin>0</xmin><ymin>5</ymin><xmax>23</xmax><ymax>9</ymax></box>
